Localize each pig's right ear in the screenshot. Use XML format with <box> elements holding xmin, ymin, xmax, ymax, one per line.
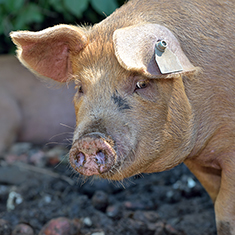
<box><xmin>10</xmin><ymin>25</ymin><xmax>87</xmax><ymax>83</ymax></box>
<box><xmin>113</xmin><ymin>24</ymin><xmax>196</xmax><ymax>78</ymax></box>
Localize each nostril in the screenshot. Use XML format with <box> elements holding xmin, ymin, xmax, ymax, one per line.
<box><xmin>75</xmin><ymin>152</ymin><xmax>86</xmax><ymax>167</ymax></box>
<box><xmin>95</xmin><ymin>151</ymin><xmax>106</xmax><ymax>165</ymax></box>
<box><xmin>69</xmin><ymin>137</ymin><xmax>116</xmax><ymax>176</ymax></box>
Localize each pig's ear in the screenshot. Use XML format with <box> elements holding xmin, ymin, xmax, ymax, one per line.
<box><xmin>10</xmin><ymin>25</ymin><xmax>87</xmax><ymax>83</ymax></box>
<box><xmin>113</xmin><ymin>24</ymin><xmax>196</xmax><ymax>78</ymax></box>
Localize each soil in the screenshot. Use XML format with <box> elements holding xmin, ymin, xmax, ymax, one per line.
<box><xmin>0</xmin><ymin>143</ymin><xmax>217</xmax><ymax>235</ymax></box>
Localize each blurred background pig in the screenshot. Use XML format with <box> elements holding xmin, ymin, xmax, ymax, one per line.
<box><xmin>0</xmin><ymin>55</ymin><xmax>76</xmax><ymax>154</ymax></box>
<box><xmin>9</xmin><ymin>0</ymin><xmax>235</xmax><ymax>234</ymax></box>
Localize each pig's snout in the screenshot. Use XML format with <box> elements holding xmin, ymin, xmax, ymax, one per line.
<box><xmin>69</xmin><ymin>134</ymin><xmax>116</xmax><ymax>176</ymax></box>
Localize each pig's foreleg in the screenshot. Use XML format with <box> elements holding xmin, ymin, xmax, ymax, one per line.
<box><xmin>214</xmin><ymin>162</ymin><xmax>235</xmax><ymax>235</ymax></box>
<box><xmin>184</xmin><ymin>160</ymin><xmax>221</xmax><ymax>202</ymax></box>
<box><xmin>185</xmin><ymin>158</ymin><xmax>235</xmax><ymax>235</ymax></box>
<box><xmin>0</xmin><ymin>91</ymin><xmax>21</xmax><ymax>154</ymax></box>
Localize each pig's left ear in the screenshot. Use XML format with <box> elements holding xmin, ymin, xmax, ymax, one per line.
<box><xmin>10</xmin><ymin>25</ymin><xmax>87</xmax><ymax>82</ymax></box>
<box><xmin>113</xmin><ymin>24</ymin><xmax>196</xmax><ymax>78</ymax></box>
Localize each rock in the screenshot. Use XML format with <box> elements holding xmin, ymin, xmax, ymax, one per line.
<box><xmin>124</xmin><ymin>201</ymin><xmax>147</xmax><ymax>210</ymax></box>
<box><xmin>80</xmin><ymin>179</ymin><xmax>116</xmax><ymax>196</ymax></box>
<box><xmin>7</xmin><ymin>188</ymin><xmax>23</xmax><ymax>211</ymax></box>
<box><xmin>106</xmin><ymin>204</ymin><xmax>122</xmax><ymax>219</ymax></box>
<box><xmin>28</xmin><ymin>150</ymin><xmax>46</xmax><ymax>167</ymax></box>
<box><xmin>132</xmin><ymin>210</ymin><xmax>160</xmax><ymax>223</ymax></box>
<box><xmin>123</xmin><ymin>218</ymin><xmax>148</xmax><ymax>234</ymax></box>
<box><xmin>9</xmin><ymin>143</ymin><xmax>32</xmax><ymax>155</ymax></box>
<box><xmin>3</xmin><ymin>154</ymin><xmax>28</xmax><ymax>164</ymax></box>
<box><xmin>0</xmin><ymin>185</ymin><xmax>10</xmax><ymax>199</ymax></box>
<box><xmin>44</xmin><ymin>146</ymin><xmax>68</xmax><ymax>166</ymax></box>
<box><xmin>154</xmin><ymin>221</ymin><xmax>166</xmax><ymax>235</ymax></box>
<box><xmin>91</xmin><ymin>232</ymin><xmax>105</xmax><ymax>235</ymax></box>
<box><xmin>39</xmin><ymin>217</ymin><xmax>81</xmax><ymax>235</ymax></box>
<box><xmin>0</xmin><ymin>219</ymin><xmax>12</xmax><ymax>235</ymax></box>
<box><xmin>92</xmin><ymin>190</ymin><xmax>109</xmax><ymax>212</ymax></box>
<box><xmin>83</xmin><ymin>217</ymin><xmax>92</xmax><ymax>227</ymax></box>
<box><xmin>0</xmin><ymin>165</ymin><xmax>29</xmax><ymax>185</ymax></box>
<box><xmin>12</xmin><ymin>223</ymin><xmax>34</xmax><ymax>235</ymax></box>
<box><xmin>165</xmin><ymin>224</ymin><xmax>179</xmax><ymax>235</ymax></box>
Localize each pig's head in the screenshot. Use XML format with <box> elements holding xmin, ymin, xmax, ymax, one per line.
<box><xmin>11</xmin><ymin>24</ymin><xmax>196</xmax><ymax>180</ymax></box>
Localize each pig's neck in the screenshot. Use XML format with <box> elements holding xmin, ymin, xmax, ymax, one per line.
<box><xmin>183</xmin><ymin>72</ymin><xmax>234</xmax><ymax>165</ymax></box>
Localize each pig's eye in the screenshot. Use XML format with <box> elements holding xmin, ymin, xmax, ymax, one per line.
<box><xmin>136</xmin><ymin>80</ymin><xmax>149</xmax><ymax>90</ymax></box>
<box><xmin>75</xmin><ymin>85</ymin><xmax>83</xmax><ymax>93</ymax></box>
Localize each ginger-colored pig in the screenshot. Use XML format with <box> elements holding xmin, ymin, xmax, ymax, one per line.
<box><xmin>10</xmin><ymin>0</ymin><xmax>235</xmax><ymax>234</ymax></box>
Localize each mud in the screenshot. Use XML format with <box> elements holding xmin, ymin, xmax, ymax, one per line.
<box><xmin>0</xmin><ymin>143</ymin><xmax>216</xmax><ymax>234</ymax></box>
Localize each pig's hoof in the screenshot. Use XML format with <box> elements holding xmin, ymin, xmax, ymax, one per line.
<box><xmin>69</xmin><ymin>134</ymin><xmax>116</xmax><ymax>176</ymax></box>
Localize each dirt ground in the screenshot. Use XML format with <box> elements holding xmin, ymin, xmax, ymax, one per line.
<box><xmin>0</xmin><ymin>143</ymin><xmax>216</xmax><ymax>235</ymax></box>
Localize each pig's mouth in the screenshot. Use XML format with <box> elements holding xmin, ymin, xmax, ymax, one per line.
<box><xmin>69</xmin><ymin>133</ymin><xmax>120</xmax><ymax>177</ymax></box>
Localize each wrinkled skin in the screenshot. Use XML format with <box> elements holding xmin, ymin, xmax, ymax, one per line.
<box><xmin>10</xmin><ymin>0</ymin><xmax>235</xmax><ymax>234</ymax></box>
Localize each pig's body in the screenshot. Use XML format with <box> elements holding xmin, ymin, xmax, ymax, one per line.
<box><xmin>10</xmin><ymin>0</ymin><xmax>235</xmax><ymax>234</ymax></box>
<box><xmin>0</xmin><ymin>55</ymin><xmax>75</xmax><ymax>153</ymax></box>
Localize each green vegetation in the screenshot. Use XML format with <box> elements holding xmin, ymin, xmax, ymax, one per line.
<box><xmin>0</xmin><ymin>0</ymin><xmax>125</xmax><ymax>54</ymax></box>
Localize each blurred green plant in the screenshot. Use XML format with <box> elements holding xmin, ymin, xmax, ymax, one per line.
<box><xmin>0</xmin><ymin>0</ymin><xmax>125</xmax><ymax>54</ymax></box>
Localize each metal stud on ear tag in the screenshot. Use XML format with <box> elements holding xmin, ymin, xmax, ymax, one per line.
<box><xmin>155</xmin><ymin>40</ymin><xmax>183</xmax><ymax>74</ymax></box>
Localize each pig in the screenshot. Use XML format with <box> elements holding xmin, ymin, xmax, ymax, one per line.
<box><xmin>0</xmin><ymin>55</ymin><xmax>75</xmax><ymax>154</ymax></box>
<box><xmin>10</xmin><ymin>0</ymin><xmax>235</xmax><ymax>234</ymax></box>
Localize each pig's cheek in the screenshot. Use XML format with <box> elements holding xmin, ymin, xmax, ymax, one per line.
<box><xmin>112</xmin><ymin>123</ymin><xmax>137</xmax><ymax>158</ymax></box>
<box><xmin>114</xmin><ymin>140</ymin><xmax>131</xmax><ymax>164</ymax></box>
